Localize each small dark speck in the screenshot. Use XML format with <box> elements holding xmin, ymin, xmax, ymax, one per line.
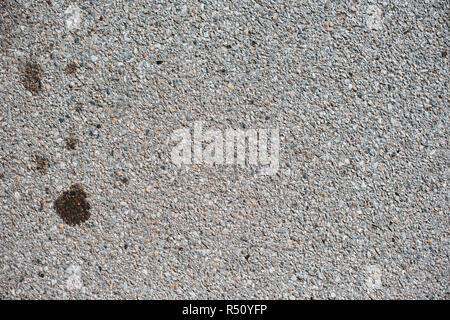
<box><xmin>96</xmin><ymin>124</ymin><xmax>102</xmax><ymax>129</ymax></box>
<box><xmin>265</xmin><ymin>115</ymin><xmax>271</xmax><ymax>120</ymax></box>
<box><xmin>74</xmin><ymin>37</ymin><xmax>80</xmax><ymax>44</ymax></box>
<box><xmin>38</xmin><ymin>272</ymin><xmax>45</xmax><ymax>278</ymax></box>
<box><xmin>156</xmin><ymin>60</ymin><xmax>164</xmax><ymax>65</ymax></box>
<box><xmin>442</xmin><ymin>51</ymin><xmax>447</xmax><ymax>58</ymax></box>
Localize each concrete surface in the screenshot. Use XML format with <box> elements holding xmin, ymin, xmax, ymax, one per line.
<box><xmin>0</xmin><ymin>0</ymin><xmax>448</xmax><ymax>299</ymax></box>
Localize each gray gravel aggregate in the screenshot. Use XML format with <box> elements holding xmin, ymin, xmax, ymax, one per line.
<box><xmin>0</xmin><ymin>0</ymin><xmax>448</xmax><ymax>299</ymax></box>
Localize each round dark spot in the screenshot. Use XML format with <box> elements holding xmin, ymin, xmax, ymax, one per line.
<box><xmin>54</xmin><ymin>184</ymin><xmax>91</xmax><ymax>226</ymax></box>
<box><xmin>64</xmin><ymin>62</ymin><xmax>79</xmax><ymax>75</ymax></box>
<box><xmin>33</xmin><ymin>154</ymin><xmax>49</xmax><ymax>174</ymax></box>
<box><xmin>22</xmin><ymin>61</ymin><xmax>42</xmax><ymax>94</ymax></box>
<box><xmin>65</xmin><ymin>137</ymin><xmax>78</xmax><ymax>150</ymax></box>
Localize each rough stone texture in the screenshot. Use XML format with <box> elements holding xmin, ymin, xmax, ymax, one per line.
<box><xmin>0</xmin><ymin>0</ymin><xmax>448</xmax><ymax>299</ymax></box>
